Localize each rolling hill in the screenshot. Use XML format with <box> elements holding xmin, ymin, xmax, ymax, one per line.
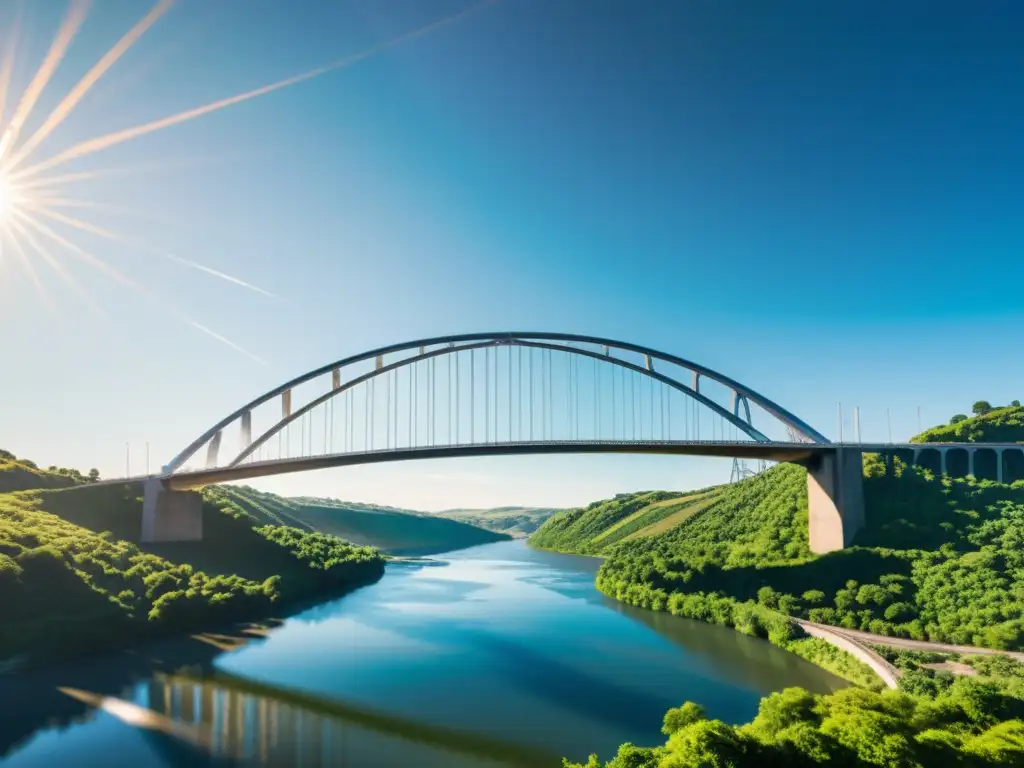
<box><xmin>435</xmin><ymin>506</ymin><xmax>560</xmax><ymax>537</ymax></box>
<box><xmin>212</xmin><ymin>485</ymin><xmax>510</xmax><ymax>555</ymax></box>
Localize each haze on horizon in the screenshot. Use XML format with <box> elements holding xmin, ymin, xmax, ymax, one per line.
<box><xmin>2</xmin><ymin>0</ymin><xmax>1022</xmax><ymax>511</ymax></box>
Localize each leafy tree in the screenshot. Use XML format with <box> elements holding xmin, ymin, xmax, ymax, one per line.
<box><xmin>87</xmin><ymin>468</ymin><xmax>100</xmax><ymax>482</ymax></box>
<box><xmin>973</xmin><ymin>401</ymin><xmax>994</xmax><ymax>416</ymax></box>
<box><xmin>663</xmin><ymin>703</ymin><xmax>707</xmax><ymax>735</ymax></box>
<box><xmin>1013</xmin><ymin>401</ymin><xmax>1021</xmax><ymax>408</ymax></box>
<box><xmin>950</xmin><ymin>414</ymin><xmax>968</xmax><ymax>424</ymax></box>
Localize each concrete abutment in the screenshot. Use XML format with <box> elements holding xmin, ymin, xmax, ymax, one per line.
<box><xmin>141</xmin><ymin>478</ymin><xmax>204</xmax><ymax>543</ymax></box>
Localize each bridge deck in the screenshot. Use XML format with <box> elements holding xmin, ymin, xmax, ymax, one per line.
<box><xmin>162</xmin><ymin>439</ymin><xmax>1021</xmax><ymax>490</ymax></box>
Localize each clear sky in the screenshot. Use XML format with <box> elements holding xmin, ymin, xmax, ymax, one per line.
<box><xmin>2</xmin><ymin>0</ymin><xmax>1023</xmax><ymax>511</ymax></box>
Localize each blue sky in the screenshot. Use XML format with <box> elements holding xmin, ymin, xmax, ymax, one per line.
<box><xmin>2</xmin><ymin>0</ymin><xmax>1023</xmax><ymax>510</ymax></box>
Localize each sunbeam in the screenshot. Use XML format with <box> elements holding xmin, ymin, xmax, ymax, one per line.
<box><xmin>0</xmin><ymin>7</ymin><xmax>22</xmax><ymax>128</ymax></box>
<box><xmin>2</xmin><ymin>224</ymin><xmax>56</xmax><ymax>314</ymax></box>
<box><xmin>0</xmin><ymin>0</ymin><xmax>89</xmax><ymax>163</ymax></box>
<box><xmin>7</xmin><ymin>214</ymin><xmax>104</xmax><ymax>315</ymax></box>
<box><xmin>15</xmin><ymin>151</ymin><xmax>259</xmax><ymax>192</ymax></box>
<box><xmin>10</xmin><ymin>0</ymin><xmax>497</xmax><ymax>181</ymax></box>
<box><xmin>4</xmin><ymin>0</ymin><xmax>175</xmax><ymax>171</ymax></box>
<box><xmin>26</xmin><ymin>201</ymin><xmax>278</xmax><ymax>297</ymax></box>
<box><xmin>0</xmin><ymin>171</ymin><xmax>12</xmax><ymax>223</ymax></box>
<box><xmin>0</xmin><ymin>0</ymin><xmax>497</xmax><ymax>366</ymax></box>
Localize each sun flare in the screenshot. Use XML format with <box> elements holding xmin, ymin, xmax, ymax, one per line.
<box><xmin>0</xmin><ymin>0</ymin><xmax>491</xmax><ymax>362</ymax></box>
<box><xmin>0</xmin><ymin>171</ymin><xmax>14</xmax><ymax>225</ymax></box>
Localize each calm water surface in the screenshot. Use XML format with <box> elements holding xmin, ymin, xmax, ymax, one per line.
<box><xmin>0</xmin><ymin>540</ymin><xmax>847</xmax><ymax>766</ymax></box>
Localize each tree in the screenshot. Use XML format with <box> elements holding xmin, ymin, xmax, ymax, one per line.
<box><xmin>664</xmin><ymin>703</ymin><xmax>708</xmax><ymax>735</ymax></box>
<box><xmin>87</xmin><ymin>468</ymin><xmax>100</xmax><ymax>483</ymax></box>
<box><xmin>950</xmin><ymin>414</ymin><xmax>968</xmax><ymax>425</ymax></box>
<box><xmin>1012</xmin><ymin>400</ymin><xmax>1021</xmax><ymax>408</ymax></box>
<box><xmin>972</xmin><ymin>401</ymin><xmax>993</xmax><ymax>416</ymax></box>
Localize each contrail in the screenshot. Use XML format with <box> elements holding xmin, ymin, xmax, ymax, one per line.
<box><xmin>0</xmin><ymin>0</ymin><xmax>90</xmax><ymax>163</ymax></box>
<box><xmin>162</xmin><ymin>253</ymin><xmax>275</xmax><ymax>298</ymax></box>
<box><xmin>12</xmin><ymin>0</ymin><xmax>498</xmax><ymax>181</ymax></box>
<box><xmin>189</xmin><ymin>321</ymin><xmax>267</xmax><ymax>366</ymax></box>
<box><xmin>5</xmin><ymin>0</ymin><xmax>175</xmax><ymax>172</ymax></box>
<box><xmin>26</xmin><ymin>202</ymin><xmax>277</xmax><ymax>298</ymax></box>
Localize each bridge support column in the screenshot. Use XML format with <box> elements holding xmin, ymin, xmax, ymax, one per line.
<box><xmin>141</xmin><ymin>479</ymin><xmax>204</xmax><ymax>543</ymax></box>
<box><xmin>805</xmin><ymin>448</ymin><xmax>865</xmax><ymax>554</ymax></box>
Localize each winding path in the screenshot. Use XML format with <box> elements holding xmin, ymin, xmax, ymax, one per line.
<box><xmin>794</xmin><ymin>619</ymin><xmax>1024</xmax><ymax>690</ymax></box>
<box><xmin>812</xmin><ymin>622</ymin><xmax>1024</xmax><ymax>662</ymax></box>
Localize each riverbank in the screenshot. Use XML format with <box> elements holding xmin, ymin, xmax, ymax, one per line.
<box><xmin>0</xmin><ymin>486</ymin><xmax>387</xmax><ymax>674</ymax></box>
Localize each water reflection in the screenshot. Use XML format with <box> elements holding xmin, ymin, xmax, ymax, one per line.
<box><xmin>119</xmin><ymin>671</ymin><xmax>551</xmax><ymax>767</ymax></box>
<box><xmin>607</xmin><ymin>601</ymin><xmax>850</xmax><ymax>695</ymax></box>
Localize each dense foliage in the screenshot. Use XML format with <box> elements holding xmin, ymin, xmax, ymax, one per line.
<box><xmin>594</xmin><ymin>463</ymin><xmax>1024</xmax><ymax>650</ymax></box>
<box><xmin>912</xmin><ymin>404</ymin><xmax>1024</xmax><ymax>444</ymax></box>
<box><xmin>564</xmin><ymin>683</ymin><xmax>1024</xmax><ymax>767</ymax></box>
<box><xmin>0</xmin><ymin>483</ymin><xmax>384</xmax><ymax>666</ymax></box>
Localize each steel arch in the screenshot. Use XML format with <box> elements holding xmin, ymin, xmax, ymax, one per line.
<box><xmin>165</xmin><ymin>332</ymin><xmax>829</xmax><ymax>474</ymax></box>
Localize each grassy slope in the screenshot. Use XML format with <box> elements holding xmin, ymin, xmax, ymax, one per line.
<box><xmin>215</xmin><ymin>485</ymin><xmax>510</xmax><ymax>555</ymax></box>
<box><xmin>0</xmin><ymin>459</ymin><xmax>80</xmax><ymax>493</ymax></box>
<box><xmin>530</xmin><ymin>486</ymin><xmax>728</xmax><ymax>554</ymax></box>
<box><xmin>436</xmin><ymin>506</ymin><xmax>560</xmax><ymax>536</ymax></box>
<box><xmin>0</xmin><ymin>482</ymin><xmax>384</xmax><ymax>667</ymax></box>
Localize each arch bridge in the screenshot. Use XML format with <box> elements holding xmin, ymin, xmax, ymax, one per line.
<box><xmin>145</xmin><ymin>332</ymin><xmax>862</xmax><ymax>553</ymax></box>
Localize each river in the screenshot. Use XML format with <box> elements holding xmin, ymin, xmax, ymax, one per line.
<box><xmin>0</xmin><ymin>539</ymin><xmax>847</xmax><ymax>767</ymax></box>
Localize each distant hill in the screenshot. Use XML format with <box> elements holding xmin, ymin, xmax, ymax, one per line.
<box><xmin>436</xmin><ymin>506</ymin><xmax>560</xmax><ymax>537</ymax></box>
<box><xmin>214</xmin><ymin>485</ymin><xmax>510</xmax><ymax>555</ymax></box>
<box><xmin>911</xmin><ymin>404</ymin><xmax>1024</xmax><ymax>444</ymax></box>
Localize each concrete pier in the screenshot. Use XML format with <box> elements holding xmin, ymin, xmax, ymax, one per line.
<box><xmin>141</xmin><ymin>478</ymin><xmax>204</xmax><ymax>543</ymax></box>
<box><xmin>805</xmin><ymin>448</ymin><xmax>865</xmax><ymax>554</ymax></box>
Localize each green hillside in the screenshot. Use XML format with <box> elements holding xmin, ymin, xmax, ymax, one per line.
<box><xmin>530</xmin><ymin>486</ymin><xmax>724</xmax><ymax>554</ymax></box>
<box><xmin>0</xmin><ymin>481</ymin><xmax>384</xmax><ymax>669</ymax></box>
<box><xmin>912</xmin><ymin>403</ymin><xmax>1024</xmax><ymax>444</ymax></box>
<box><xmin>214</xmin><ymin>485</ymin><xmax>510</xmax><ymax>555</ymax></box>
<box><xmin>0</xmin><ymin>449</ymin><xmax>95</xmax><ymax>493</ymax></box>
<box><xmin>437</xmin><ymin>506</ymin><xmax>560</xmax><ymax>537</ymax></box>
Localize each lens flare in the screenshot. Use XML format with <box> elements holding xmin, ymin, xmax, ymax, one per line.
<box><xmin>0</xmin><ymin>170</ymin><xmax>16</xmax><ymax>225</ymax></box>
<box><xmin>0</xmin><ymin>0</ymin><xmax>496</xmax><ymax>364</ymax></box>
